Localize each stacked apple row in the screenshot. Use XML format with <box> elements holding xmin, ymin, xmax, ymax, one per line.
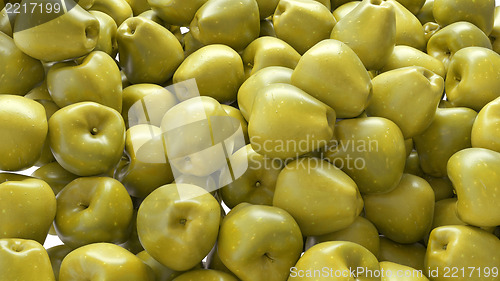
<box><xmin>1</xmin><ymin>0</ymin><xmax>500</xmax><ymax>281</ymax></box>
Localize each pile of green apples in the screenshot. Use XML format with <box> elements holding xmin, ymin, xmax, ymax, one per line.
<box><xmin>1</xmin><ymin>0</ymin><xmax>500</xmax><ymax>280</ymax></box>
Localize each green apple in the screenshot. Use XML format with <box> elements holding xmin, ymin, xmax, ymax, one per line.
<box><xmin>490</xmin><ymin>6</ymin><xmax>500</xmax><ymax>53</ymax></box>
<box><xmin>425</xmin><ymin>197</ymin><xmax>495</xmax><ymax>235</ymax></box>
<box><xmin>404</xmin><ymin>151</ymin><xmax>425</xmax><ymax>177</ymax></box>
<box><xmin>255</xmin><ymin>0</ymin><xmax>280</xmax><ymax>19</ymax></box>
<box><xmin>117</xmin><ymin>16</ymin><xmax>184</xmax><ymax>84</ymax></box>
<box><xmin>25</xmin><ymin>91</ymin><xmax>60</xmax><ymax>167</ymax></box>
<box><xmin>325</xmin><ymin>117</ymin><xmax>406</xmax><ymax>194</ymax></box>
<box><xmin>0</xmin><ymin>173</ymin><xmax>31</xmax><ymax>183</ymax></box>
<box><xmin>445</xmin><ymin>47</ymin><xmax>500</xmax><ymax>111</ymax></box>
<box><xmin>427</xmin><ymin>21</ymin><xmax>492</xmax><ymax>71</ymax></box>
<box><xmin>306</xmin><ymin>216</ymin><xmax>380</xmax><ymax>257</ymax></box>
<box><xmin>366</xmin><ymin>66</ymin><xmax>444</xmax><ymax>139</ymax></box>
<box><xmin>190</xmin><ymin>0</ymin><xmax>260</xmax><ymax>51</ymax></box>
<box><xmin>432</xmin><ymin>0</ymin><xmax>495</xmax><ymax>35</ymax></box>
<box><xmin>422</xmin><ymin>175</ymin><xmax>454</xmax><ymax>201</ymax></box>
<box><xmin>447</xmin><ymin>148</ymin><xmax>500</xmax><ymax>227</ymax></box>
<box><xmin>423</xmin><ymin>21</ymin><xmax>441</xmax><ymax>42</ymax></box>
<box><xmin>331</xmin><ymin>0</ymin><xmax>353</xmax><ymax>10</ymax></box>
<box><xmin>413</xmin><ymin>107</ymin><xmax>477</xmax><ymax>177</ymax></box>
<box><xmin>148</xmin><ymin>0</ymin><xmax>207</xmax><ymax>25</ymax></box>
<box><xmin>183</xmin><ymin>31</ymin><xmax>205</xmax><ymax>56</ymax></box>
<box><xmin>206</xmin><ymin>242</ymin><xmax>237</xmax><ymax>277</ymax></box>
<box><xmin>0</xmin><ymin>95</ymin><xmax>48</xmax><ymax>171</ymax></box>
<box><xmin>331</xmin><ymin>0</ymin><xmax>396</xmax><ymax>70</ymax></box>
<box><xmin>405</xmin><ymin>138</ymin><xmax>414</xmax><ymax>158</ymax></box>
<box><xmin>136</xmin><ymin>9</ymin><xmax>170</xmax><ymax>27</ymax></box>
<box><xmin>122</xmin><ymin>83</ymin><xmax>178</xmax><ymax>129</ymax></box>
<box><xmin>24</xmin><ymin>78</ymin><xmax>51</xmax><ymax>100</ymax></box>
<box><xmin>314</xmin><ymin>0</ymin><xmax>331</xmax><ymax>9</ymax></box>
<box><xmin>221</xmin><ymin>105</ymin><xmax>249</xmax><ymax>150</ymax></box>
<box><xmin>425</xmin><ymin>225</ymin><xmax>500</xmax><ymax>281</ymax></box>
<box><xmin>47</xmin><ymin>51</ymin><xmax>122</xmax><ymax>112</ymax></box>
<box><xmin>169</xmin><ymin>25</ymin><xmax>184</xmax><ymax>46</ymax></box>
<box><xmin>0</xmin><ymin>31</ymin><xmax>44</xmax><ymax>96</ymax></box>
<box><xmin>381</xmin><ymin>45</ymin><xmax>446</xmax><ymax>78</ymax></box>
<box><xmin>471</xmin><ymin>96</ymin><xmax>500</xmax><ymax>152</ymax></box>
<box><xmin>290</xmin><ymin>241</ymin><xmax>380</xmax><ymax>281</ymax></box>
<box><xmin>137</xmin><ymin>184</ymin><xmax>221</xmax><ymax>271</ymax></box>
<box><xmin>378</xmin><ymin>237</ymin><xmax>426</xmax><ymax>272</ymax></box>
<box><xmin>47</xmin><ymin>245</ymin><xmax>73</xmax><ymax>281</ymax></box>
<box><xmin>259</xmin><ymin>19</ymin><xmax>276</xmax><ymax>37</ymax></box>
<box><xmin>90</xmin><ymin>10</ymin><xmax>118</xmax><ymax>56</ymax></box>
<box><xmin>0</xmin><ymin>238</ymin><xmax>55</xmax><ymax>281</ymax></box>
<box><xmin>173</xmin><ymin>44</ymin><xmax>244</xmax><ymax>104</ymax></box>
<box><xmin>31</xmin><ymin>162</ymin><xmax>79</xmax><ymax>195</ymax></box>
<box><xmin>0</xmin><ymin>7</ymin><xmax>15</xmax><ymax>36</ymax></box>
<box><xmin>59</xmin><ymin>243</ymin><xmax>154</xmax><ymax>281</ymax></box>
<box><xmin>387</xmin><ymin>0</ymin><xmax>426</xmax><ymax>50</ymax></box>
<box><xmin>125</xmin><ymin>0</ymin><xmax>149</xmax><ymax>16</ymax></box>
<box><xmin>83</xmin><ymin>0</ymin><xmax>133</xmax><ymax>26</ymax></box>
<box><xmin>121</xmin><ymin>70</ymin><xmax>131</xmax><ymax>88</ymax></box>
<box><xmin>220</xmin><ymin>144</ymin><xmax>282</xmax><ymax>208</ymax></box>
<box><xmin>137</xmin><ymin>250</ymin><xmax>190</xmax><ymax>281</ymax></box>
<box><xmin>115</xmin><ymin>124</ymin><xmax>174</xmax><ymax>198</ymax></box>
<box><xmin>54</xmin><ymin>177</ymin><xmax>133</xmax><ymax>248</ymax></box>
<box><xmin>0</xmin><ymin>179</ymin><xmax>56</xmax><ymax>244</ymax></box>
<box><xmin>48</xmin><ymin>101</ymin><xmax>126</xmax><ymax>176</ymax></box>
<box><xmin>242</xmin><ymin>36</ymin><xmax>301</xmax><ymax>79</ymax></box>
<box><xmin>273</xmin><ymin>0</ymin><xmax>336</xmax><ymax>54</ymax></box>
<box><xmin>248</xmin><ymin>83</ymin><xmax>336</xmax><ymax>159</ymax></box>
<box><xmin>332</xmin><ymin>1</ymin><xmax>361</xmax><ymax>21</ymax></box>
<box><xmin>237</xmin><ymin>66</ymin><xmax>293</xmax><ymax>121</ymax></box>
<box><xmin>13</xmin><ymin>0</ymin><xmax>99</xmax><ymax>62</ymax></box>
<box><xmin>218</xmin><ymin>203</ymin><xmax>303</xmax><ymax>281</ymax></box>
<box><xmin>273</xmin><ymin>157</ymin><xmax>364</xmax><ymax>236</ymax></box>
<box><xmin>118</xmin><ymin>205</ymin><xmax>144</xmax><ymax>253</ymax></box>
<box><xmin>431</xmin><ymin>198</ymin><xmax>467</xmax><ymax>231</ymax></box>
<box><xmin>364</xmin><ymin>174</ymin><xmax>435</xmax><ymax>243</ymax></box>
<box><xmin>416</xmin><ymin>0</ymin><xmax>434</xmax><ymax>24</ymax></box>
<box><xmin>396</xmin><ymin>0</ymin><xmax>426</xmax><ymax>14</ymax></box>
<box><xmin>291</xmin><ymin>39</ymin><xmax>372</xmax><ymax>118</ymax></box>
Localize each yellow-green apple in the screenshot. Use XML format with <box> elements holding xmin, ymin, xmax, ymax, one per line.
<box><xmin>218</xmin><ymin>203</ymin><xmax>303</xmax><ymax>281</ymax></box>
<box><xmin>137</xmin><ymin>184</ymin><xmax>221</xmax><ymax>271</ymax></box>
<box><xmin>0</xmin><ymin>179</ymin><xmax>56</xmax><ymax>244</ymax></box>
<box><xmin>48</xmin><ymin>101</ymin><xmax>126</xmax><ymax>176</ymax></box>
<box><xmin>273</xmin><ymin>157</ymin><xmax>363</xmax><ymax>236</ymax></box>
<box><xmin>0</xmin><ymin>238</ymin><xmax>55</xmax><ymax>281</ymax></box>
<box><xmin>58</xmin><ymin>243</ymin><xmax>154</xmax><ymax>281</ymax></box>
<box><xmin>54</xmin><ymin>177</ymin><xmax>133</xmax><ymax>248</ymax></box>
<box><xmin>364</xmin><ymin>174</ymin><xmax>435</xmax><ymax>243</ymax></box>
